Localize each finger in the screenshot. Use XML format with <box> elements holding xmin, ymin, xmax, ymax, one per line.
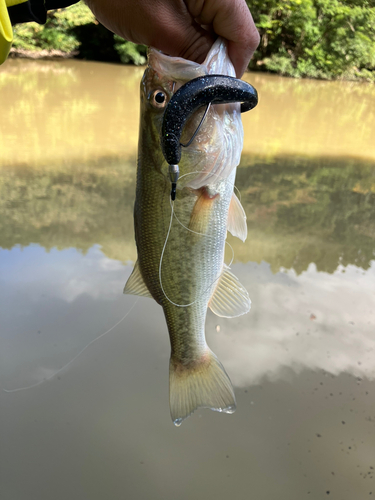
<box><xmin>149</xmin><ymin>17</ymin><xmax>216</xmax><ymax>64</ymax></box>
<box><xmin>188</xmin><ymin>0</ymin><xmax>260</xmax><ymax>77</ymax></box>
<box><xmin>140</xmin><ymin>2</ymin><xmax>216</xmax><ymax>64</ymax></box>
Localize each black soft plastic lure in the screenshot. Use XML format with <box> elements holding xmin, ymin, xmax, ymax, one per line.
<box><xmin>161</xmin><ymin>75</ymin><xmax>258</xmax><ymax>200</ymax></box>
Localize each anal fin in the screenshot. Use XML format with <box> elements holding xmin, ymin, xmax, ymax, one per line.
<box><xmin>123</xmin><ymin>260</ymin><xmax>152</xmax><ymax>298</ymax></box>
<box><xmin>209</xmin><ymin>265</ymin><xmax>251</xmax><ymax>317</ymax></box>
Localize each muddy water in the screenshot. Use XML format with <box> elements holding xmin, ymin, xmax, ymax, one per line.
<box><xmin>1</xmin><ymin>59</ymin><xmax>375</xmax><ymax>500</ymax></box>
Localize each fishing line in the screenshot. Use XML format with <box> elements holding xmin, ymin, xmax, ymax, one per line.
<box><xmin>3</xmin><ymin>299</ymin><xmax>139</xmax><ymax>393</ymax></box>
<box><xmin>158</xmin><ymin>170</ymin><xmax>238</xmax><ymax>308</ymax></box>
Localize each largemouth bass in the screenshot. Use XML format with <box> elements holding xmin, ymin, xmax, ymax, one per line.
<box><xmin>125</xmin><ymin>39</ymin><xmax>253</xmax><ymax>426</ymax></box>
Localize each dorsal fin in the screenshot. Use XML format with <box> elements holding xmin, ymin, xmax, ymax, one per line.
<box><xmin>123</xmin><ymin>261</ymin><xmax>152</xmax><ymax>298</ymax></box>
<box><xmin>209</xmin><ymin>265</ymin><xmax>251</xmax><ymax>317</ymax></box>
<box><xmin>227</xmin><ymin>193</ymin><xmax>247</xmax><ymax>242</ymax></box>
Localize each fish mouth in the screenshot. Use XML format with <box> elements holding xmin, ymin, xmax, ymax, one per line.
<box><xmin>161</xmin><ymin>75</ymin><xmax>258</xmax><ymax>167</ymax></box>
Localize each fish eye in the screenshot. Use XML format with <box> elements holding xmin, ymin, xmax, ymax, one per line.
<box><xmin>150</xmin><ymin>90</ymin><xmax>167</xmax><ymax>109</ymax></box>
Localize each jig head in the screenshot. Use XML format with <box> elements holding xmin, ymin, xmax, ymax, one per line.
<box><xmin>161</xmin><ymin>75</ymin><xmax>258</xmax><ymax>200</ymax></box>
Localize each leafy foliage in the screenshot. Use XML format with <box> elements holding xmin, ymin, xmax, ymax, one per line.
<box><xmin>12</xmin><ymin>3</ymin><xmax>95</xmax><ymax>52</ymax></box>
<box><xmin>12</xmin><ymin>2</ymin><xmax>146</xmax><ymax>65</ymax></box>
<box><xmin>113</xmin><ymin>36</ymin><xmax>147</xmax><ymax>65</ymax></box>
<box><xmin>248</xmin><ymin>0</ymin><xmax>375</xmax><ymax>80</ymax></box>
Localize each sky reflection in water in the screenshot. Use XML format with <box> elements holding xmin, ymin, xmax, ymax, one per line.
<box><xmin>1</xmin><ymin>243</ymin><xmax>374</xmax><ymax>391</ymax></box>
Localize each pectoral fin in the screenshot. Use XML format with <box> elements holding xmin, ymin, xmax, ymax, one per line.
<box><xmin>227</xmin><ymin>193</ymin><xmax>247</xmax><ymax>242</ymax></box>
<box><xmin>188</xmin><ymin>187</ymin><xmax>219</xmax><ymax>235</ymax></box>
<box><xmin>123</xmin><ymin>261</ymin><xmax>152</xmax><ymax>298</ymax></box>
<box><xmin>209</xmin><ymin>265</ymin><xmax>251</xmax><ymax>317</ymax></box>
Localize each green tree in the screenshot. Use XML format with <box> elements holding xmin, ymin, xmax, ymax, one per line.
<box><xmin>12</xmin><ymin>3</ymin><xmax>146</xmax><ymax>65</ymax></box>
<box><xmin>249</xmin><ymin>0</ymin><xmax>375</xmax><ymax>80</ymax></box>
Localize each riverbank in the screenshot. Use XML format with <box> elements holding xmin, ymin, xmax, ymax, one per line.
<box><xmin>10</xmin><ymin>1</ymin><xmax>375</xmax><ymax>82</ymax></box>
<box><xmin>9</xmin><ymin>48</ymin><xmax>77</xmax><ymax>60</ymax></box>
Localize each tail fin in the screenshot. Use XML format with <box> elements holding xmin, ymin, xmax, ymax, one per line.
<box><xmin>169</xmin><ymin>350</ymin><xmax>236</xmax><ymax>426</ymax></box>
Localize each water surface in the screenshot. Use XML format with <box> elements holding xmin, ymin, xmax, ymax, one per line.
<box><xmin>1</xmin><ymin>59</ymin><xmax>375</xmax><ymax>500</ymax></box>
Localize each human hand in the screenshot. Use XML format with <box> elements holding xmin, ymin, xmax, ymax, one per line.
<box><xmin>85</xmin><ymin>0</ymin><xmax>260</xmax><ymax>77</ymax></box>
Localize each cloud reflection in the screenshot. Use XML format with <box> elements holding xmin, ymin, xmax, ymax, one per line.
<box><xmin>211</xmin><ymin>261</ymin><xmax>375</xmax><ymax>387</ymax></box>
<box><xmin>2</xmin><ymin>244</ymin><xmax>375</xmax><ymax>391</ymax></box>
<box><xmin>0</xmin><ymin>244</ymin><xmax>127</xmax><ymax>303</ymax></box>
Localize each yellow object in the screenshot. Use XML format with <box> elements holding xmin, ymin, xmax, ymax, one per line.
<box><xmin>0</xmin><ymin>0</ymin><xmax>13</xmax><ymax>64</ymax></box>
<box><xmin>7</xmin><ymin>0</ymin><xmax>28</xmax><ymax>5</ymax></box>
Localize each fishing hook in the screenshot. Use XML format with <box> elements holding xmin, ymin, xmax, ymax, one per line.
<box><xmin>180</xmin><ymin>103</ymin><xmax>211</xmax><ymax>148</ymax></box>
